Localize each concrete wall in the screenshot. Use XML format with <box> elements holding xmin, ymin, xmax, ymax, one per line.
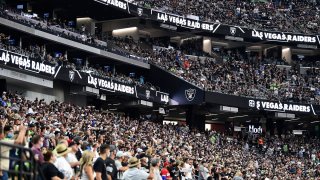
<box><xmin>282</xmin><ymin>47</ymin><xmax>292</xmax><ymax>64</ymax></box>
<box><xmin>7</xmin><ymin>83</ymin><xmax>55</xmax><ymax>103</ymax></box>
<box><xmin>102</xmin><ymin>18</ymin><xmax>140</xmax><ymax>40</ymax></box>
<box><xmin>203</xmin><ymin>37</ymin><xmax>212</xmax><ymax>55</ymax></box>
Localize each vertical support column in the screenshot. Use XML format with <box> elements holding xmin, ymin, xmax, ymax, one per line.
<box><xmin>43</xmin><ymin>44</ymin><xmax>46</xmax><ymax>58</ymax></box>
<box><xmin>266</xmin><ymin>118</ymin><xmax>274</xmax><ymax>136</ymax></box>
<box><xmin>186</xmin><ymin>105</ymin><xmax>205</xmax><ymax>132</ymax></box>
<box><xmin>85</xmin><ymin>57</ymin><xmax>89</xmax><ymax>67</ymax></box>
<box><xmin>76</xmin><ymin>18</ymin><xmax>96</xmax><ymax>35</ymax></box>
<box><xmin>113</xmin><ymin>65</ymin><xmax>116</xmax><ymax>75</ymax></box>
<box><xmin>276</xmin><ymin>119</ymin><xmax>285</xmax><ymax>136</ymax></box>
<box><xmin>90</xmin><ymin>21</ymin><xmax>96</xmax><ymax>35</ymax></box>
<box><xmin>64</xmin><ymin>50</ymin><xmax>68</xmax><ymax>61</ymax></box>
<box><xmin>282</xmin><ymin>46</ymin><xmax>292</xmax><ymax>64</ymax></box>
<box><xmin>0</xmin><ymin>79</ymin><xmax>7</xmax><ymax>93</ymax></box>
<box><xmin>203</xmin><ymin>37</ymin><xmax>212</xmax><ymax>55</ymax></box>
<box><xmin>19</xmin><ymin>37</ymin><xmax>22</xmax><ymax>49</ymax></box>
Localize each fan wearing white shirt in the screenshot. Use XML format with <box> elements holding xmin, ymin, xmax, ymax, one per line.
<box><xmin>53</xmin><ymin>144</ymin><xmax>75</xmax><ymax>180</ymax></box>
<box><xmin>66</xmin><ymin>141</ymin><xmax>81</xmax><ymax>174</ymax></box>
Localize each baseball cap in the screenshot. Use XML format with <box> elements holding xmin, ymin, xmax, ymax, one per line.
<box><xmin>124</xmin><ymin>152</ymin><xmax>132</xmax><ymax>158</ymax></box>
<box><xmin>73</xmin><ymin>136</ymin><xmax>82</xmax><ymax>144</ymax></box>
<box><xmin>116</xmin><ymin>151</ymin><xmax>124</xmax><ymax>158</ymax></box>
<box><xmin>137</xmin><ymin>148</ymin><xmax>143</xmax><ymax>153</ymax></box>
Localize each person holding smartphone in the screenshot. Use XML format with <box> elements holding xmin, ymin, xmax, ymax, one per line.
<box><xmin>0</xmin><ymin>118</ymin><xmax>27</xmax><ymax>180</ymax></box>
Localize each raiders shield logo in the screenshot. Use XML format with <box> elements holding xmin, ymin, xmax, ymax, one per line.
<box><xmin>145</xmin><ymin>90</ymin><xmax>150</xmax><ymax>99</ymax></box>
<box><xmin>137</xmin><ymin>8</ymin><xmax>143</xmax><ymax>16</ymax></box>
<box><xmin>249</xmin><ymin>100</ymin><xmax>255</xmax><ymax>108</ymax></box>
<box><xmin>69</xmin><ymin>70</ymin><xmax>75</xmax><ymax>82</ymax></box>
<box><xmin>185</xmin><ymin>89</ymin><xmax>196</xmax><ymax>101</ymax></box>
<box><xmin>230</xmin><ymin>27</ymin><xmax>236</xmax><ymax>36</ymax></box>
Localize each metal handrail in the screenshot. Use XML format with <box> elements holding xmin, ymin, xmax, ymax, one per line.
<box><xmin>0</xmin><ymin>141</ymin><xmax>42</xmax><ymax>180</ymax></box>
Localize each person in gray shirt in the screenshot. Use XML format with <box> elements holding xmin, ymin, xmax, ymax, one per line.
<box><xmin>123</xmin><ymin>157</ymin><xmax>154</xmax><ymax>180</ymax></box>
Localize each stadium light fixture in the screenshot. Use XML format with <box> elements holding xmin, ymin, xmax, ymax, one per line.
<box><xmin>228</xmin><ymin>115</ymin><xmax>248</xmax><ymax>119</ymax></box>
<box><xmin>112</xmin><ymin>27</ymin><xmax>138</xmax><ymax>35</ymax></box>
<box><xmin>205</xmin><ymin>113</ymin><xmax>218</xmax><ymax>116</ymax></box>
<box><xmin>311</xmin><ymin>121</ymin><xmax>320</xmax><ymax>124</ymax></box>
<box><xmin>285</xmin><ymin>118</ymin><xmax>300</xmax><ymax>122</ymax></box>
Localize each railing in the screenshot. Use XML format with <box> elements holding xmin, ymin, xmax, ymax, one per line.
<box><xmin>0</xmin><ymin>141</ymin><xmax>42</xmax><ymax>180</ymax></box>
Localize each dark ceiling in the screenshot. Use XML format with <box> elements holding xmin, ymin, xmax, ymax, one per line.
<box><xmin>6</xmin><ymin>0</ymin><xmax>134</xmax><ymax>21</ymax></box>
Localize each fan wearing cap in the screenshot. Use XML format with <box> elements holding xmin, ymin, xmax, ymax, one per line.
<box><xmin>122</xmin><ymin>157</ymin><xmax>154</xmax><ymax>180</ymax></box>
<box><xmin>66</xmin><ymin>141</ymin><xmax>81</xmax><ymax>174</ymax></box>
<box><xmin>73</xmin><ymin>136</ymin><xmax>83</xmax><ymax>161</ymax></box>
<box><xmin>53</xmin><ymin>144</ymin><xmax>75</xmax><ymax>180</ymax></box>
<box><xmin>0</xmin><ymin>120</ymin><xmax>26</xmax><ymax>179</ymax></box>
<box><xmin>105</xmin><ymin>145</ymin><xmax>118</xmax><ymax>180</ymax></box>
<box><xmin>115</xmin><ymin>151</ymin><xmax>128</xmax><ymax>180</ymax></box>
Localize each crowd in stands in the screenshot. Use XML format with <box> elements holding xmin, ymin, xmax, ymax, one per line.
<box><xmin>0</xmin><ymin>7</ymin><xmax>148</xmax><ymax>63</ymax></box>
<box><xmin>150</xmin><ymin>47</ymin><xmax>320</xmax><ymax>104</ymax></box>
<box><xmin>3</xmin><ymin>0</ymin><xmax>319</xmax><ymax>35</ymax></box>
<box><xmin>129</xmin><ymin>0</ymin><xmax>320</xmax><ymax>34</ymax></box>
<box><xmin>0</xmin><ymin>33</ymin><xmax>154</xmax><ymax>90</ymax></box>
<box><xmin>92</xmin><ymin>34</ymin><xmax>320</xmax><ymax>104</ymax></box>
<box><xmin>1</xmin><ymin>92</ymin><xmax>320</xmax><ymax>180</ymax></box>
<box><xmin>1</xmin><ymin>4</ymin><xmax>320</xmax><ymax>104</ymax></box>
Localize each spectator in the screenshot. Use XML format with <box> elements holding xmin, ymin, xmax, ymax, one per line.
<box><xmin>160</xmin><ymin>161</ymin><xmax>172</xmax><ymax>180</ymax></box>
<box><xmin>93</xmin><ymin>144</ymin><xmax>110</xmax><ymax>180</ymax></box>
<box><xmin>233</xmin><ymin>171</ymin><xmax>244</xmax><ymax>180</ymax></box>
<box><xmin>53</xmin><ymin>144</ymin><xmax>74</xmax><ymax>180</ymax></box>
<box><xmin>0</xmin><ymin>121</ymin><xmax>26</xmax><ymax>180</ymax></box>
<box><xmin>199</xmin><ymin>161</ymin><xmax>210</xmax><ymax>180</ymax></box>
<box><xmin>73</xmin><ymin>136</ymin><xmax>83</xmax><ymax>161</ymax></box>
<box><xmin>150</xmin><ymin>158</ymin><xmax>162</xmax><ymax>180</ymax></box>
<box><xmin>66</xmin><ymin>141</ymin><xmax>81</xmax><ymax>174</ymax></box>
<box><xmin>105</xmin><ymin>145</ymin><xmax>118</xmax><ymax>180</ymax></box>
<box><xmin>31</xmin><ymin>134</ymin><xmax>44</xmax><ymax>164</ymax></box>
<box><xmin>122</xmin><ymin>157</ymin><xmax>154</xmax><ymax>180</ymax></box>
<box><xmin>115</xmin><ymin>151</ymin><xmax>128</xmax><ymax>180</ymax></box>
<box><xmin>42</xmin><ymin>151</ymin><xmax>65</xmax><ymax>180</ymax></box>
<box><xmin>80</xmin><ymin>150</ymin><xmax>95</xmax><ymax>180</ymax></box>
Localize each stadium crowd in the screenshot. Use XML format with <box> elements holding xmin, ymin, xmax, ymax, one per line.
<box><xmin>0</xmin><ymin>7</ymin><xmax>148</xmax><ymax>63</ymax></box>
<box><xmin>149</xmin><ymin>47</ymin><xmax>320</xmax><ymax>104</ymax></box>
<box><xmin>1</xmin><ymin>92</ymin><xmax>320</xmax><ymax>180</ymax></box>
<box><xmin>93</xmin><ymin>35</ymin><xmax>320</xmax><ymax>105</ymax></box>
<box><xmin>0</xmin><ymin>33</ymin><xmax>153</xmax><ymax>90</ymax></box>
<box><xmin>3</xmin><ymin>25</ymin><xmax>320</xmax><ymax>105</ymax></box>
<box><xmin>129</xmin><ymin>0</ymin><xmax>320</xmax><ymax>34</ymax></box>
<box><xmin>1</xmin><ymin>4</ymin><xmax>320</xmax><ymax>104</ymax></box>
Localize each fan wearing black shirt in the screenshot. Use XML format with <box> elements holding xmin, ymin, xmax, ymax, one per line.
<box><xmin>105</xmin><ymin>145</ymin><xmax>118</xmax><ymax>180</ymax></box>
<box><xmin>41</xmin><ymin>151</ymin><xmax>64</xmax><ymax>180</ymax></box>
<box><xmin>94</xmin><ymin>144</ymin><xmax>110</xmax><ymax>180</ymax></box>
<box><xmin>168</xmin><ymin>161</ymin><xmax>180</xmax><ymax>180</ymax></box>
